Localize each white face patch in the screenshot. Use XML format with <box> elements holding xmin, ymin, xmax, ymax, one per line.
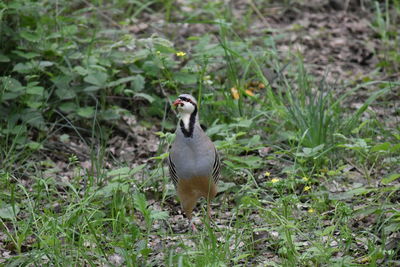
<box><xmin>177</xmin><ymin>101</ymin><xmax>195</xmax><ymax>115</ymax></box>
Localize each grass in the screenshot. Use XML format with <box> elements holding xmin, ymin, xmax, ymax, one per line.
<box><xmin>1</xmin><ymin>0</ymin><xmax>400</xmax><ymax>266</ymax></box>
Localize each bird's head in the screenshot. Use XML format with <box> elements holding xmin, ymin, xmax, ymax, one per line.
<box><xmin>173</xmin><ymin>94</ymin><xmax>197</xmax><ymax>115</ymax></box>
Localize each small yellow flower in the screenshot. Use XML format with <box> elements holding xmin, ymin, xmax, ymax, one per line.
<box><xmin>304</xmin><ymin>186</ymin><xmax>311</xmax><ymax>191</ymax></box>
<box><xmin>176</xmin><ymin>51</ymin><xmax>186</xmax><ymax>57</ymax></box>
<box><xmin>271</xmin><ymin>178</ymin><xmax>280</xmax><ymax>183</ymax></box>
<box><xmin>245</xmin><ymin>89</ymin><xmax>255</xmax><ymax>96</ymax></box>
<box><xmin>264</xmin><ymin>171</ymin><xmax>271</xmax><ymax>177</ymax></box>
<box><xmin>230</xmin><ymin>87</ymin><xmax>240</xmax><ymax>100</ymax></box>
<box><xmin>302</xmin><ymin>176</ymin><xmax>309</xmax><ymax>182</ymax></box>
<box><xmin>308</xmin><ymin>208</ymin><xmax>315</xmax><ymax>213</ymax></box>
<box><xmin>156</xmin><ymin>50</ymin><xmax>161</xmax><ymax>55</ymax></box>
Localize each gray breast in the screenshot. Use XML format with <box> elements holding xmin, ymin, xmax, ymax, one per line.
<box><xmin>170</xmin><ymin>126</ymin><xmax>215</xmax><ymax>180</ymax></box>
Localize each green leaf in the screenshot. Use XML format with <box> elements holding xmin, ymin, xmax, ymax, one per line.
<box><xmin>84</xmin><ymin>72</ymin><xmax>108</xmax><ymax>86</ymax></box>
<box><xmin>1</xmin><ymin>77</ymin><xmax>23</xmax><ymax>92</ymax></box>
<box><xmin>83</xmin><ymin>86</ymin><xmax>101</xmax><ymax>92</ymax></box>
<box><xmin>55</xmin><ymin>88</ymin><xmax>76</xmax><ymax>100</ymax></box>
<box><xmin>77</xmin><ymin>107</ymin><xmax>95</xmax><ymax>118</ymax></box>
<box><xmin>381</xmin><ymin>173</ymin><xmax>400</xmax><ymax>185</ymax></box>
<box><xmin>0</xmin><ymin>205</ymin><xmax>20</xmax><ymax>219</ymax></box>
<box><xmin>100</xmin><ymin>109</ymin><xmax>120</xmax><ymax>121</ymax></box>
<box><xmin>74</xmin><ymin>66</ymin><xmax>89</xmax><ymax>76</ymax></box>
<box><xmin>39</xmin><ymin>61</ymin><xmax>54</xmax><ymax>68</ymax></box>
<box><xmin>217</xmin><ymin>182</ymin><xmax>236</xmax><ymax>193</ymax></box>
<box><xmin>132</xmin><ymin>75</ymin><xmax>145</xmax><ymax>91</ymax></box>
<box><xmin>13</xmin><ymin>62</ymin><xmax>35</xmax><ymax>74</ymax></box>
<box><xmin>295</xmin><ymin>144</ymin><xmax>325</xmax><ymax>157</ymax></box>
<box><xmin>27</xmin><ymin>141</ymin><xmax>43</xmax><ymax>150</ymax></box>
<box><xmin>134</xmin><ymin>193</ymin><xmax>148</xmax><ymax>215</ymax></box>
<box><xmin>370</xmin><ymin>142</ymin><xmax>391</xmax><ymax>152</ymax></box>
<box><xmin>20</xmin><ymin>30</ymin><xmax>41</xmax><ymax>42</ymax></box>
<box><xmin>21</xmin><ymin>109</ymin><xmax>46</xmax><ymax>130</ymax></box>
<box><xmin>134</xmin><ymin>93</ymin><xmax>154</xmax><ymax>103</ymax></box>
<box><xmin>108</xmin><ymin>75</ymin><xmax>141</xmax><ymax>88</ymax></box>
<box><xmin>13</xmin><ymin>50</ymin><xmax>41</xmax><ymax>59</ymax></box>
<box><xmin>59</xmin><ymin>102</ymin><xmax>78</xmax><ymax>113</ymax></box>
<box><xmin>26</xmin><ymin>86</ymin><xmax>44</xmax><ymax>96</ymax></box>
<box><xmin>1</xmin><ymin>92</ymin><xmax>21</xmax><ymax>100</ymax></box>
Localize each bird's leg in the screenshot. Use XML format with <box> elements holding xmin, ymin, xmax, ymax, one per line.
<box><xmin>178</xmin><ymin>191</ymin><xmax>198</xmax><ymax>232</ymax></box>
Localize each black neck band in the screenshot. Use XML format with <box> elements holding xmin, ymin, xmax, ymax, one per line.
<box><xmin>179</xmin><ymin>105</ymin><xmax>197</xmax><ymax>138</ymax></box>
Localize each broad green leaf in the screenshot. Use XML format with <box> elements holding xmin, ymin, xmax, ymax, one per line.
<box><xmin>52</xmin><ymin>75</ymin><xmax>73</xmax><ymax>90</ymax></box>
<box><xmin>371</xmin><ymin>142</ymin><xmax>391</xmax><ymax>152</ymax></box>
<box><xmin>1</xmin><ymin>92</ymin><xmax>21</xmax><ymax>100</ymax></box>
<box><xmin>217</xmin><ymin>182</ymin><xmax>236</xmax><ymax>193</ymax></box>
<box><xmin>39</xmin><ymin>61</ymin><xmax>54</xmax><ymax>68</ymax></box>
<box><xmin>21</xmin><ymin>110</ymin><xmax>46</xmax><ymax>130</ymax></box>
<box><xmin>77</xmin><ymin>107</ymin><xmax>95</xmax><ymax>118</ymax></box>
<box><xmin>27</xmin><ymin>101</ymin><xmax>43</xmax><ymax>109</ymax></box>
<box><xmin>74</xmin><ymin>66</ymin><xmax>89</xmax><ymax>76</ymax></box>
<box><xmin>59</xmin><ymin>102</ymin><xmax>78</xmax><ymax>113</ymax></box>
<box><xmin>1</xmin><ymin>77</ymin><xmax>23</xmax><ymax>92</ymax></box>
<box><xmin>134</xmin><ymin>93</ymin><xmax>154</xmax><ymax>103</ymax></box>
<box><xmin>13</xmin><ymin>50</ymin><xmax>41</xmax><ymax>59</ymax></box>
<box><xmin>132</xmin><ymin>75</ymin><xmax>145</xmax><ymax>91</ymax></box>
<box><xmin>27</xmin><ymin>141</ymin><xmax>43</xmax><ymax>150</ymax></box>
<box><xmin>206</xmin><ymin>124</ymin><xmax>227</xmax><ymax>136</ymax></box>
<box><xmin>55</xmin><ymin>88</ymin><xmax>76</xmax><ymax>100</ymax></box>
<box><xmin>13</xmin><ymin>62</ymin><xmax>35</xmax><ymax>73</ymax></box>
<box><xmin>296</xmin><ymin>144</ymin><xmax>325</xmax><ymax>157</ymax></box>
<box><xmin>26</xmin><ymin>86</ymin><xmax>44</xmax><ymax>95</ymax></box>
<box><xmin>108</xmin><ymin>75</ymin><xmax>142</xmax><ymax>88</ymax></box>
<box><xmin>84</xmin><ymin>72</ymin><xmax>108</xmax><ymax>86</ymax></box>
<box><xmin>134</xmin><ymin>193</ymin><xmax>148</xmax><ymax>215</ymax></box>
<box><xmin>100</xmin><ymin>109</ymin><xmax>120</xmax><ymax>121</ymax></box>
<box><xmin>20</xmin><ymin>30</ymin><xmax>41</xmax><ymax>42</ymax></box>
<box><xmin>0</xmin><ymin>205</ymin><xmax>20</xmax><ymax>219</ymax></box>
<box><xmin>83</xmin><ymin>86</ymin><xmax>101</xmax><ymax>92</ymax></box>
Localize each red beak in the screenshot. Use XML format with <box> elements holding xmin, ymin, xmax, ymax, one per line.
<box><xmin>172</xmin><ymin>99</ymin><xmax>183</xmax><ymax>107</ymax></box>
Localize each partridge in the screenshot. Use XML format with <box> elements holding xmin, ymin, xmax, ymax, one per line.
<box><xmin>168</xmin><ymin>94</ymin><xmax>220</xmax><ymax>231</ymax></box>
